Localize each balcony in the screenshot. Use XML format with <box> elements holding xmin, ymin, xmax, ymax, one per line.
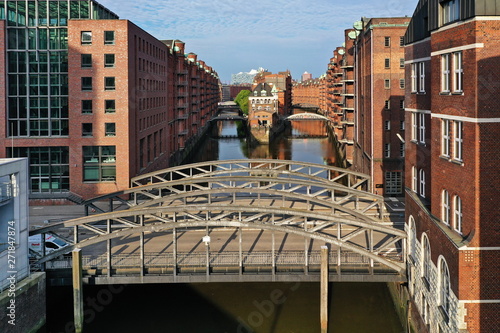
<box><xmin>340</xmin><ymin>65</ymin><xmax>354</xmax><ymax>69</ymax></box>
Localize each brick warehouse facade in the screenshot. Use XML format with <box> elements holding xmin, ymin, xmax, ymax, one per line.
<box><xmin>352</xmin><ymin>17</ymin><xmax>409</xmax><ymax>196</ymax></box>
<box><xmin>404</xmin><ymin>0</ymin><xmax>500</xmax><ymax>332</ymax></box>
<box><xmin>0</xmin><ymin>0</ymin><xmax>220</xmax><ymax>201</ymax></box>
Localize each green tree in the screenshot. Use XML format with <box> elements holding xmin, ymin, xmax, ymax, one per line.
<box><xmin>234</xmin><ymin>89</ymin><xmax>251</xmax><ymax>115</ymax></box>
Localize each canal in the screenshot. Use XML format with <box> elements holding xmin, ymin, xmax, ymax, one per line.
<box><xmin>41</xmin><ymin>117</ymin><xmax>403</xmax><ymax>333</ymax></box>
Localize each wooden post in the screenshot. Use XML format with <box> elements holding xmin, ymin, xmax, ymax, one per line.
<box><xmin>72</xmin><ymin>248</ymin><xmax>84</xmax><ymax>333</ymax></box>
<box><xmin>320</xmin><ymin>245</ymin><xmax>329</xmax><ymax>333</ymax></box>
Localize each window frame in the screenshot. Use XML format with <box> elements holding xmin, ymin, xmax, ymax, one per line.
<box><xmin>105</xmin><ymin>123</ymin><xmax>116</xmax><ymax>137</ymax></box>
<box><xmin>384</xmin><ymin>143</ymin><xmax>391</xmax><ymax>158</ymax></box>
<box><xmin>384</xmin><ymin>36</ymin><xmax>391</xmax><ymax>47</ymax></box>
<box><xmin>418</xmin><ymin>62</ymin><xmax>425</xmax><ymax>93</ymax></box>
<box><xmin>104</xmin><ymin>77</ymin><xmax>116</xmax><ymax>91</ymax></box>
<box><xmin>81</xmin><ymin>54</ymin><xmax>92</xmax><ymax>68</ymax></box>
<box><xmin>441</xmin><ymin>54</ymin><xmax>450</xmax><ymax>93</ymax></box>
<box><xmin>81</xmin><ymin>77</ymin><xmax>92</xmax><ymax>91</ymax></box>
<box><xmin>105</xmin><ymin>99</ymin><xmax>116</xmax><ymax>113</ymax></box>
<box><xmin>81</xmin><ymin>31</ymin><xmax>92</xmax><ymax>45</ymax></box>
<box><xmin>442</xmin><ymin>119</ymin><xmax>450</xmax><ymax>157</ymax></box>
<box><xmin>419</xmin><ymin>113</ymin><xmax>425</xmax><ymax>144</ymax></box>
<box><xmin>104</xmin><ymin>31</ymin><xmax>115</xmax><ymax>45</ymax></box>
<box><xmin>104</xmin><ymin>54</ymin><xmax>115</xmax><ymax>68</ymax></box>
<box><xmin>442</xmin><ymin>190</ymin><xmax>450</xmax><ymax>225</ymax></box>
<box><xmin>419</xmin><ymin>169</ymin><xmax>426</xmax><ymax>197</ymax></box>
<box><xmin>453</xmin><ymin>51</ymin><xmax>463</xmax><ymax>93</ymax></box>
<box><xmin>82</xmin><ymin>123</ymin><xmax>93</xmax><ymax>137</ymax></box>
<box><xmin>82</xmin><ymin>100</ymin><xmax>92</xmax><ymax>114</ymax></box>
<box><xmin>454</xmin><ymin>195</ymin><xmax>462</xmax><ymax>233</ymax></box>
<box><xmin>453</xmin><ymin>121</ymin><xmax>463</xmax><ymax>162</ymax></box>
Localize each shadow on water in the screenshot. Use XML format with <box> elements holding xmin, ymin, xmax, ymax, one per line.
<box><xmin>41</xmin><ymin>282</ymin><xmax>402</xmax><ymax>333</ymax></box>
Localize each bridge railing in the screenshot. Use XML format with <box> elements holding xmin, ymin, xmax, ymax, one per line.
<box><xmin>42</xmin><ymin>250</ymin><xmax>402</xmax><ymax>276</ymax></box>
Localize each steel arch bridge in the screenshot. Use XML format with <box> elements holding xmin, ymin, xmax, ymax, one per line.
<box><xmin>31</xmin><ymin>160</ymin><xmax>406</xmax><ymax>284</ymax></box>
<box><xmin>285</xmin><ymin>113</ymin><xmax>330</xmax><ymax>121</ymax></box>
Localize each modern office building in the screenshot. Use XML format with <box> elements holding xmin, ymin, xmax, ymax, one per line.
<box><xmin>404</xmin><ymin>1</ymin><xmax>500</xmax><ymax>332</ymax></box>
<box><xmin>0</xmin><ymin>0</ymin><xmax>219</xmax><ymax>201</ymax></box>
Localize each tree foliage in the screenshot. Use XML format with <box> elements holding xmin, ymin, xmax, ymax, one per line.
<box><xmin>234</xmin><ymin>90</ymin><xmax>251</xmax><ymax>115</ymax></box>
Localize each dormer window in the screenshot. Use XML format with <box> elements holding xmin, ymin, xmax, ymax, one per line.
<box><xmin>441</xmin><ymin>0</ymin><xmax>460</xmax><ymax>25</ymax></box>
<box><xmin>253</xmin><ymin>91</ymin><xmax>258</xmax><ymax>96</ymax></box>
<box><xmin>262</xmin><ymin>91</ymin><xmax>267</xmax><ymax>96</ymax></box>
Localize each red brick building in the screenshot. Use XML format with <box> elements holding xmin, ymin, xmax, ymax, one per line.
<box><xmin>0</xmin><ymin>1</ymin><xmax>219</xmax><ymax>201</ymax></box>
<box><xmin>404</xmin><ymin>0</ymin><xmax>500</xmax><ymax>332</ymax></box>
<box><xmin>353</xmin><ymin>17</ymin><xmax>409</xmax><ymax>196</ymax></box>
<box><xmin>253</xmin><ymin>71</ymin><xmax>293</xmax><ymax>116</ymax></box>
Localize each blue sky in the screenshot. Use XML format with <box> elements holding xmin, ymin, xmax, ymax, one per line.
<box><xmin>97</xmin><ymin>0</ymin><xmax>417</xmax><ymax>83</ymax></box>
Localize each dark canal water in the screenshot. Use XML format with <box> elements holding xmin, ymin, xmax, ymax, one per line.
<box><xmin>42</xmin><ymin>118</ymin><xmax>403</xmax><ymax>333</ymax></box>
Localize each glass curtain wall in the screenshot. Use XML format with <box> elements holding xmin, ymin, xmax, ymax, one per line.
<box><xmin>3</xmin><ymin>0</ymin><xmax>118</xmax><ymax>193</ymax></box>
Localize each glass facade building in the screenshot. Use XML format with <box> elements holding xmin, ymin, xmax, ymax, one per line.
<box><xmin>3</xmin><ymin>0</ymin><xmax>118</xmax><ymax>194</ymax></box>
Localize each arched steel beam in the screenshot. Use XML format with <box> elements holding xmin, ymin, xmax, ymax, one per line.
<box><xmin>35</xmin><ymin>220</ymin><xmax>405</xmax><ymax>273</ymax></box>
<box><xmin>285</xmin><ymin>113</ymin><xmax>330</xmax><ymax>121</ymax></box>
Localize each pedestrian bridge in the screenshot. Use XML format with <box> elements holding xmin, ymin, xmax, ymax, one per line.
<box><xmin>286</xmin><ymin>113</ymin><xmax>330</xmax><ymax>121</ymax></box>
<box><xmin>30</xmin><ymin>160</ymin><xmax>406</xmax><ymax>285</ymax></box>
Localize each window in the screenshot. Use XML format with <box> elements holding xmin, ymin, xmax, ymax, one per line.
<box><xmin>441</xmin><ymin>0</ymin><xmax>460</xmax><ymax>25</ymax></box>
<box><xmin>83</xmin><ymin>146</ymin><xmax>116</xmax><ymax>182</ymax></box>
<box><xmin>81</xmin><ymin>54</ymin><xmax>92</xmax><ymax>68</ymax></box>
<box><xmin>82</xmin><ymin>123</ymin><xmax>93</xmax><ymax>137</ymax></box>
<box><xmin>385</xmin><ymin>100</ymin><xmax>390</xmax><ymax>110</ymax></box>
<box><xmin>422</xmin><ymin>234</ymin><xmax>431</xmax><ymax>279</ymax></box>
<box><xmin>384</xmin><ymin>79</ymin><xmax>390</xmax><ymax>89</ymax></box>
<box><xmin>82</xmin><ymin>77</ymin><xmax>92</xmax><ymax>91</ymax></box>
<box><xmin>400</xmin><ymin>78</ymin><xmax>405</xmax><ymax>89</ymax></box>
<box><xmin>384</xmin><ymin>143</ymin><xmax>391</xmax><ymax>158</ymax></box>
<box><xmin>105</xmin><ymin>100</ymin><xmax>116</xmax><ymax>113</ymax></box>
<box><xmin>411</xmin><ymin>112</ymin><xmax>417</xmax><ymax>141</ymax></box>
<box><xmin>412</xmin><ymin>166</ymin><xmax>417</xmax><ymax>192</ymax></box>
<box><xmin>400</xmin><ymin>120</ymin><xmax>405</xmax><ymax>131</ymax></box>
<box><xmin>104</xmin><ymin>54</ymin><xmax>115</xmax><ymax>68</ymax></box>
<box><xmin>82</xmin><ymin>100</ymin><xmax>92</xmax><ymax>114</ymax></box>
<box><xmin>454</xmin><ymin>195</ymin><xmax>462</xmax><ymax>233</ymax></box>
<box><xmin>411</xmin><ymin>63</ymin><xmax>418</xmax><ymax>92</ymax></box>
<box><xmin>105</xmin><ymin>123</ymin><xmax>116</xmax><ymax>136</ymax></box>
<box><xmin>441</xmin><ymin>54</ymin><xmax>450</xmax><ymax>92</ymax></box>
<box><xmin>408</xmin><ymin>216</ymin><xmax>417</xmax><ymax>260</ymax></box>
<box><xmin>442</xmin><ymin>190</ymin><xmax>450</xmax><ymax>225</ymax></box>
<box><xmin>400</xmin><ymin>99</ymin><xmax>405</xmax><ymax>109</ymax></box>
<box><xmin>419</xmin><ymin>113</ymin><xmax>426</xmax><ymax>144</ymax></box>
<box><xmin>81</xmin><ymin>31</ymin><xmax>92</xmax><ymax>45</ymax></box>
<box><xmin>400</xmin><ymin>143</ymin><xmax>405</xmax><ymax>157</ymax></box>
<box><xmin>453</xmin><ymin>121</ymin><xmax>463</xmax><ymax>161</ymax></box>
<box><xmin>400</xmin><ymin>58</ymin><xmax>405</xmax><ymax>68</ymax></box>
<box><xmin>400</xmin><ymin>36</ymin><xmax>404</xmax><ymax>47</ymax></box>
<box><xmin>453</xmin><ymin>52</ymin><xmax>463</xmax><ymax>93</ymax></box>
<box><xmin>385</xmin><ymin>58</ymin><xmax>390</xmax><ymax>68</ymax></box>
<box><xmin>384</xmin><ymin>120</ymin><xmax>391</xmax><ymax>130</ymax></box>
<box><xmin>442</xmin><ymin>119</ymin><xmax>450</xmax><ymax>157</ymax></box>
<box><xmin>104</xmin><ymin>31</ymin><xmax>115</xmax><ymax>45</ymax></box>
<box><xmin>419</xmin><ymin>169</ymin><xmax>426</xmax><ymax>197</ymax></box>
<box><xmin>439</xmin><ymin>258</ymin><xmax>451</xmax><ymax>315</ymax></box>
<box><xmin>384</xmin><ymin>36</ymin><xmax>391</xmax><ymax>47</ymax></box>
<box><xmin>104</xmin><ymin>77</ymin><xmax>115</xmax><ymax>90</ymax></box>
<box><xmin>419</xmin><ymin>62</ymin><xmax>425</xmax><ymax>93</ymax></box>
<box><xmin>385</xmin><ymin>171</ymin><xmax>402</xmax><ymax>195</ymax></box>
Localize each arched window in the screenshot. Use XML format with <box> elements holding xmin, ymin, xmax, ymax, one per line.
<box><xmin>419</xmin><ymin>169</ymin><xmax>426</xmax><ymax>197</ymax></box>
<box><xmin>454</xmin><ymin>195</ymin><xmax>462</xmax><ymax>233</ymax></box>
<box><xmin>408</xmin><ymin>216</ymin><xmax>417</xmax><ymax>260</ymax></box>
<box><xmin>421</xmin><ymin>234</ymin><xmax>431</xmax><ymax>279</ymax></box>
<box><xmin>442</xmin><ymin>190</ymin><xmax>450</xmax><ymax>225</ymax></box>
<box><xmin>438</xmin><ymin>256</ymin><xmax>451</xmax><ymax>315</ymax></box>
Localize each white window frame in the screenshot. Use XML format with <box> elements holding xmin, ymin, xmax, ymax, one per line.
<box><xmin>400</xmin><ymin>143</ymin><xmax>405</xmax><ymax>157</ymax></box>
<box><xmin>412</xmin><ymin>166</ymin><xmax>417</xmax><ymax>193</ymax></box>
<box><xmin>454</xmin><ymin>195</ymin><xmax>462</xmax><ymax>233</ymax></box>
<box><xmin>419</xmin><ymin>169</ymin><xmax>426</xmax><ymax>197</ymax></box>
<box><xmin>419</xmin><ymin>62</ymin><xmax>425</xmax><ymax>93</ymax></box>
<box><xmin>384</xmin><ymin>79</ymin><xmax>390</xmax><ymax>89</ymax></box>
<box><xmin>438</xmin><ymin>257</ymin><xmax>451</xmax><ymax>315</ymax></box>
<box><xmin>384</xmin><ymin>120</ymin><xmax>391</xmax><ymax>130</ymax></box>
<box><xmin>419</xmin><ymin>113</ymin><xmax>425</xmax><ymax>144</ymax></box>
<box><xmin>384</xmin><ymin>143</ymin><xmax>391</xmax><ymax>158</ymax></box>
<box><xmin>421</xmin><ymin>234</ymin><xmax>431</xmax><ymax>279</ymax></box>
<box><xmin>453</xmin><ymin>51</ymin><xmax>463</xmax><ymax>93</ymax></box>
<box><xmin>453</xmin><ymin>121</ymin><xmax>463</xmax><ymax>161</ymax></box>
<box><xmin>441</xmin><ymin>54</ymin><xmax>450</xmax><ymax>93</ymax></box>
<box><xmin>442</xmin><ymin>119</ymin><xmax>450</xmax><ymax>157</ymax></box>
<box><xmin>411</xmin><ymin>112</ymin><xmax>417</xmax><ymax>142</ymax></box>
<box><xmin>442</xmin><ymin>190</ymin><xmax>450</xmax><ymax>225</ymax></box>
<box><xmin>411</xmin><ymin>63</ymin><xmax>418</xmax><ymax>92</ymax></box>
